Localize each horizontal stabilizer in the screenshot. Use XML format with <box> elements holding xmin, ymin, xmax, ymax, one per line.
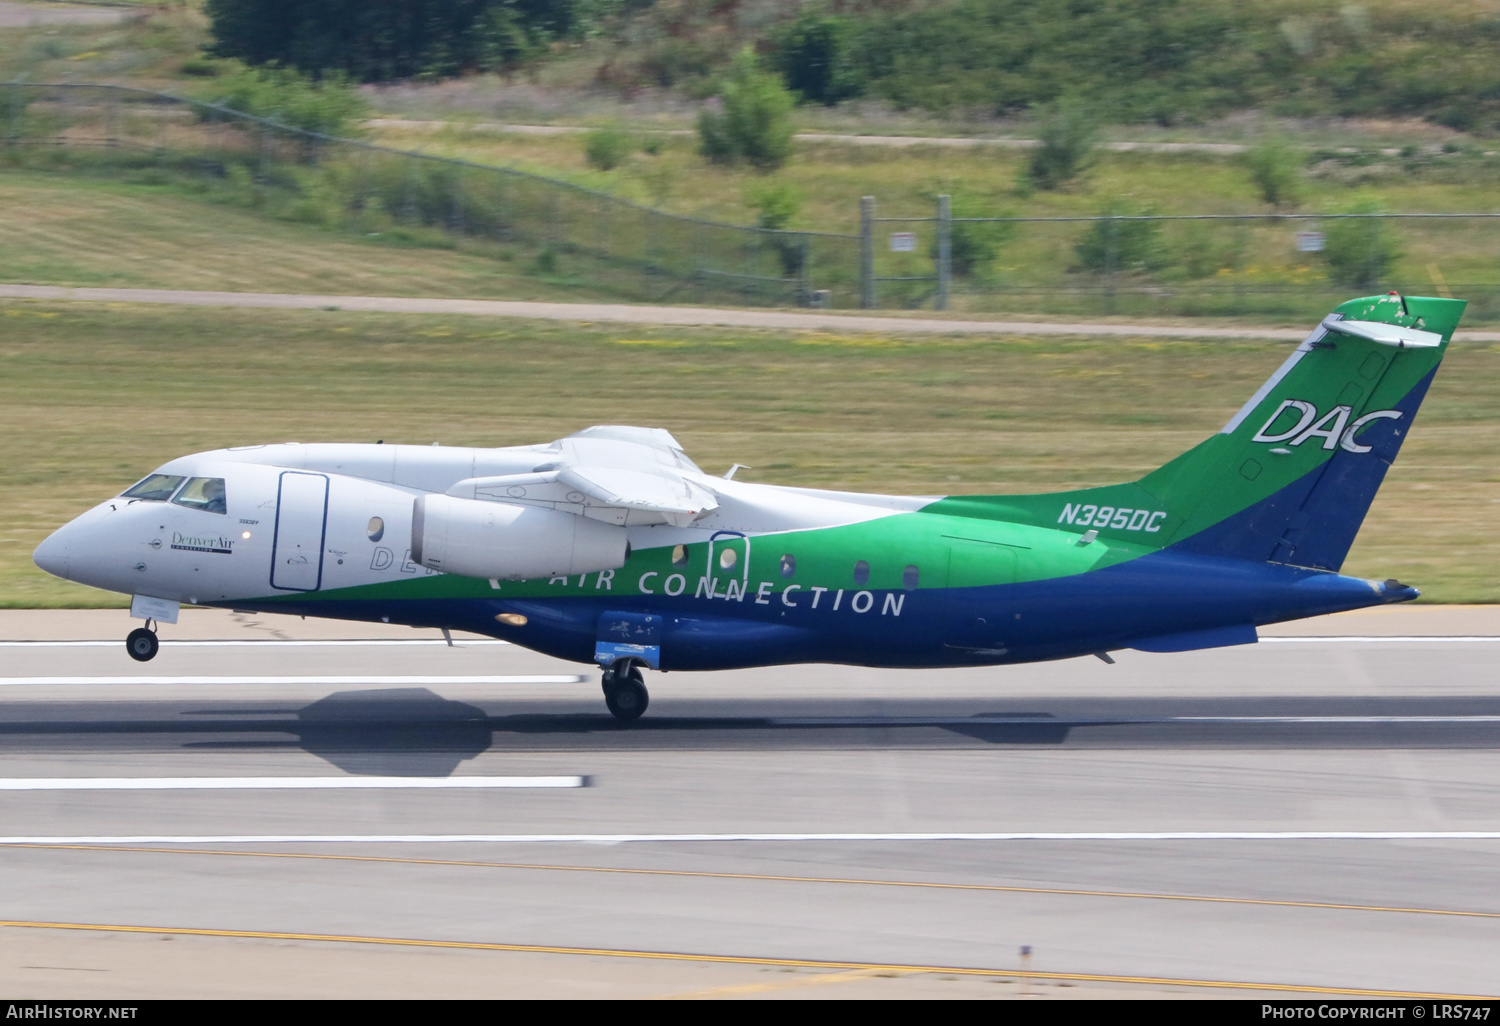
<box><xmin>1127</xmin><ymin>623</ymin><xmax>1258</xmax><ymax>653</ymax></box>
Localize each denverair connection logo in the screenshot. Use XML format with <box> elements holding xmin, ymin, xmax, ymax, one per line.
<box><xmin>170</xmin><ymin>530</ymin><xmax>234</xmax><ymax>555</ymax></box>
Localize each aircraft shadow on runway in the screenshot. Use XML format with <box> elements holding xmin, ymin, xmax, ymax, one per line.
<box><xmin>3</xmin><ymin>689</ymin><xmax>1500</xmax><ymax>776</ymax></box>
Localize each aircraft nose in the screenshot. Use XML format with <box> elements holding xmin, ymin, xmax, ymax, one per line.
<box><xmin>32</xmin><ymin>527</ymin><xmax>70</xmax><ymax>581</ymax></box>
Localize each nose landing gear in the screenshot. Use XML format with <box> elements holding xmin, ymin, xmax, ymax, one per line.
<box><xmin>126</xmin><ymin>621</ymin><xmax>159</xmax><ymax>662</ymax></box>
<box><xmin>602</xmin><ymin>659</ymin><xmax>649</xmax><ymax>724</ymax></box>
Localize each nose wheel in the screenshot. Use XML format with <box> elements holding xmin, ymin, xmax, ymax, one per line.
<box><xmin>602</xmin><ymin>660</ymin><xmax>649</xmax><ymax>724</ymax></box>
<box><xmin>126</xmin><ymin>622</ymin><xmax>159</xmax><ymax>662</ymax></box>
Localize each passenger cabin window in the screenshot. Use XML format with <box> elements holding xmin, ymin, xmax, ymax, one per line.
<box><xmin>780</xmin><ymin>554</ymin><xmax>796</xmax><ymax>579</ymax></box>
<box><xmin>367</xmin><ymin>517</ymin><xmax>385</xmax><ymax>542</ymax></box>
<box><xmin>671</xmin><ymin>544</ymin><xmax>690</xmax><ymax>567</ymax></box>
<box><xmin>172</xmin><ymin>477</ymin><xmax>227</xmax><ymax>515</ymax></box>
<box><xmin>122</xmin><ymin>474</ymin><xmax>184</xmax><ymax>501</ymax></box>
<box><xmin>903</xmin><ymin>565</ymin><xmax>920</xmax><ymax>591</ymax></box>
<box><xmin>853</xmin><ymin>560</ymin><xmax>870</xmax><ymax>586</ymax></box>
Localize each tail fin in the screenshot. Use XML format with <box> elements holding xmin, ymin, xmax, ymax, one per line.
<box><xmin>928</xmin><ymin>293</ymin><xmax>1463</xmax><ymax>571</ymax></box>
<box><xmin>1145</xmin><ymin>293</ymin><xmax>1464</xmax><ymax>569</ymax></box>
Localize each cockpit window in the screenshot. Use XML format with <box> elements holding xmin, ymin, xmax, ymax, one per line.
<box><xmin>122</xmin><ymin>474</ymin><xmax>185</xmax><ymax>502</ymax></box>
<box><xmin>171</xmin><ymin>477</ymin><xmax>227</xmax><ymax>515</ymax></box>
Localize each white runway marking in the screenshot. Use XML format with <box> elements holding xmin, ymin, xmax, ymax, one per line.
<box><xmin>0</xmin><ymin>639</ymin><xmax>511</xmax><ymax>648</ymax></box>
<box><xmin>0</xmin><ymin>636</ymin><xmax>1494</xmax><ymax>649</ymax></box>
<box><xmin>0</xmin><ymin>832</ymin><xmax>1498</xmax><ymax>845</ymax></box>
<box><xmin>771</xmin><ymin>715</ymin><xmax>1500</xmax><ymax>727</ymax></box>
<box><xmin>0</xmin><ymin>776</ymin><xmax>584</xmax><ymax>791</ymax></box>
<box><xmin>0</xmin><ymin>675</ymin><xmax>587</xmax><ymax>686</ymax></box>
<box><xmin>1257</xmin><ymin>636</ymin><xmax>1500</xmax><ymax>644</ymax></box>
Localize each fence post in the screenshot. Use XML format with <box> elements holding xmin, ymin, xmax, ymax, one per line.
<box><xmin>798</xmin><ymin>232</ymin><xmax>811</xmax><ymax>306</ymax></box>
<box><xmin>1103</xmin><ymin>214</ymin><xmax>1118</xmax><ymax>316</ymax></box>
<box><xmin>937</xmin><ymin>194</ymin><xmax>952</xmax><ymax>311</ymax></box>
<box><xmin>450</xmin><ymin>168</ymin><xmax>464</xmax><ymax>236</ymax></box>
<box><xmin>860</xmin><ymin>195</ymin><xmax>876</xmax><ymax>309</ymax></box>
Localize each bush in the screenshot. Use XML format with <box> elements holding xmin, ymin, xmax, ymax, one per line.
<box><xmin>584</xmin><ymin>126</ymin><xmax>630</xmax><ymax>171</ymax></box>
<box><xmin>934</xmin><ymin>201</ymin><xmax>1015</xmax><ymax>278</ymax></box>
<box><xmin>205</xmin><ymin>63</ymin><xmax>369</xmax><ymax>136</ymax></box>
<box><xmin>698</xmin><ymin>49</ymin><xmax>796</xmax><ymax>172</ymax></box>
<box><xmin>1022</xmin><ymin>99</ymin><xmax>1097</xmax><ymax>192</ymax></box>
<box><xmin>1245</xmin><ymin>133</ymin><xmax>1303</xmax><ymax>207</ymax></box>
<box><xmin>1322</xmin><ymin>201</ymin><xmax>1402</xmax><ymax>288</ymax></box>
<box><xmin>747</xmin><ymin>182</ymin><xmax>806</xmax><ymax>277</ymax></box>
<box><xmin>772</xmin><ymin>9</ymin><xmax>862</xmax><ymax>106</ymax></box>
<box><xmin>1074</xmin><ymin>204</ymin><xmax>1165</xmax><ymax>274</ymax></box>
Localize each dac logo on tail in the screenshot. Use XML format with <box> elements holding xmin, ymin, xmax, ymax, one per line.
<box><xmin>1251</xmin><ymin>400</ymin><xmax>1402</xmax><ymax>453</ymax></box>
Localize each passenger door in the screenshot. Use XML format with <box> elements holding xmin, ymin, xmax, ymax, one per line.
<box><xmin>271</xmin><ymin>471</ymin><xmax>329</xmax><ymax>591</ymax></box>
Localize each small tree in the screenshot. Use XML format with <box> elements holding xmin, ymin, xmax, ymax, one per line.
<box><xmin>584</xmin><ymin>126</ymin><xmax>630</xmax><ymax>171</ymax></box>
<box><xmin>1074</xmin><ymin>203</ymin><xmax>1165</xmax><ymax>274</ymax></box>
<box><xmin>1245</xmin><ymin>133</ymin><xmax>1303</xmax><ymax>207</ymax></box>
<box><xmin>772</xmin><ymin>10</ymin><xmax>862</xmax><ymax>105</ymax></box>
<box><xmin>698</xmin><ymin>48</ymin><xmax>796</xmax><ymax>172</ymax></box>
<box><xmin>1021</xmin><ymin>99</ymin><xmax>1097</xmax><ymax>192</ymax></box>
<box><xmin>206</xmin><ymin>63</ymin><xmax>368</xmax><ymax>136</ymax></box>
<box><xmin>1323</xmin><ymin>200</ymin><xmax>1402</xmax><ymax>288</ymax></box>
<box><xmin>748</xmin><ymin>182</ymin><xmax>806</xmax><ymax>277</ymax></box>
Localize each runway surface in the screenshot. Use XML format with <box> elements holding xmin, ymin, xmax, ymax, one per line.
<box><xmin>0</xmin><ymin>608</ymin><xmax>1497</xmax><ymax>998</ymax></box>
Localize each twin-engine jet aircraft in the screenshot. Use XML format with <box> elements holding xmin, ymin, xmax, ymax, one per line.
<box><xmin>34</xmin><ymin>293</ymin><xmax>1462</xmax><ymax>722</ymax></box>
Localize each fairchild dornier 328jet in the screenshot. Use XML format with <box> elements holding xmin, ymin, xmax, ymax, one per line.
<box><xmin>34</xmin><ymin>293</ymin><xmax>1462</xmax><ymax>722</ymax></box>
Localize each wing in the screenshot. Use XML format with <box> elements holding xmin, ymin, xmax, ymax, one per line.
<box><xmin>444</xmin><ymin>425</ymin><xmax>720</xmax><ymax>528</ymax></box>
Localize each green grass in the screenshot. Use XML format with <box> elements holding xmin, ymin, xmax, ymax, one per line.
<box><xmin>0</xmin><ymin>172</ymin><xmax>635</xmax><ymax>301</ymax></box>
<box><xmin>3</xmin><ymin>299</ymin><xmax>1497</xmax><ymax>607</ymax></box>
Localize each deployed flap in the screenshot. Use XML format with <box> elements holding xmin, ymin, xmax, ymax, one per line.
<box><xmin>559</xmin><ymin>466</ymin><xmax>718</xmax><ymax>525</ymax></box>
<box><xmin>448</xmin><ymin>425</ymin><xmax>720</xmax><ymax>527</ymax></box>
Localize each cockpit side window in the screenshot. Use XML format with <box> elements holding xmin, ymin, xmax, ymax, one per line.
<box><xmin>171</xmin><ymin>477</ymin><xmax>228</xmax><ymax>515</ymax></box>
<box><xmin>122</xmin><ymin>474</ymin><xmax>185</xmax><ymax>501</ymax></box>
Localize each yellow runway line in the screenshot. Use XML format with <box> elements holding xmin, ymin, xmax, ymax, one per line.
<box><xmin>0</xmin><ymin>918</ymin><xmax>1493</xmax><ymax>1000</ymax></box>
<box><xmin>8</xmin><ymin>843</ymin><xmax>1499</xmax><ymax>921</ymax></box>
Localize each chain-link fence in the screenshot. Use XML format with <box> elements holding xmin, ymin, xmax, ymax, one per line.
<box><xmin>862</xmin><ymin>197</ymin><xmax>1500</xmax><ymax>321</ymax></box>
<box><xmin>6</xmin><ymin>84</ymin><xmax>1500</xmax><ymax>317</ymax></box>
<box><xmin>0</xmin><ymin>83</ymin><xmax>860</xmax><ymax>308</ymax></box>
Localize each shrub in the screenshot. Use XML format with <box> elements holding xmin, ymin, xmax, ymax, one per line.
<box><xmin>1322</xmin><ymin>200</ymin><xmax>1402</xmax><ymax>288</ymax></box>
<box><xmin>584</xmin><ymin>126</ymin><xmax>631</xmax><ymax>171</ymax></box>
<box><xmin>1021</xmin><ymin>99</ymin><xmax>1097</xmax><ymax>192</ymax></box>
<box><xmin>697</xmin><ymin>49</ymin><xmax>796</xmax><ymax>172</ymax></box>
<box><xmin>748</xmin><ymin>182</ymin><xmax>806</xmax><ymax>277</ymax></box>
<box><xmin>771</xmin><ymin>10</ymin><xmax>862</xmax><ymax>106</ymax></box>
<box><xmin>1074</xmin><ymin>204</ymin><xmax>1165</xmax><ymax>274</ymax></box>
<box><xmin>934</xmin><ymin>201</ymin><xmax>1016</xmax><ymax>278</ymax></box>
<box><xmin>205</xmin><ymin>63</ymin><xmax>369</xmax><ymax>136</ymax></box>
<box><xmin>1245</xmin><ymin>133</ymin><xmax>1303</xmax><ymax>207</ymax></box>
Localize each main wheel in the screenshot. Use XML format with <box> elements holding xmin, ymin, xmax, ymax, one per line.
<box><xmin>604</xmin><ymin>671</ymin><xmax>649</xmax><ymax>724</ymax></box>
<box><xmin>126</xmin><ymin>627</ymin><xmax>159</xmax><ymax>662</ymax></box>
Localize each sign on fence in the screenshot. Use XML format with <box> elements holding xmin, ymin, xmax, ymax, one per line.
<box><xmin>1295</xmin><ymin>231</ymin><xmax>1326</xmax><ymax>252</ymax></box>
<box><xmin>888</xmin><ymin>232</ymin><xmax>917</xmax><ymax>252</ymax></box>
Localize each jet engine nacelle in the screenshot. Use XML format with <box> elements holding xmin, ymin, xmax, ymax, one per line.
<box><xmin>411</xmin><ymin>494</ymin><xmax>628</xmax><ymax>580</ymax></box>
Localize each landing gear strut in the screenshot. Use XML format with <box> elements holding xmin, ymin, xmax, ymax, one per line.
<box><xmin>126</xmin><ymin>621</ymin><xmax>159</xmax><ymax>662</ymax></box>
<box><xmin>602</xmin><ymin>659</ymin><xmax>649</xmax><ymax>724</ymax></box>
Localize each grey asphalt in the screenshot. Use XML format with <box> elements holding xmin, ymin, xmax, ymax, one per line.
<box><xmin>0</xmin><ymin>609</ymin><xmax>1497</xmax><ymax>997</ymax></box>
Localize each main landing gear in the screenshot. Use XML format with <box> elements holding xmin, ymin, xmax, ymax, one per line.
<box><xmin>126</xmin><ymin>620</ymin><xmax>159</xmax><ymax>662</ymax></box>
<box><xmin>602</xmin><ymin>659</ymin><xmax>649</xmax><ymax>724</ymax></box>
